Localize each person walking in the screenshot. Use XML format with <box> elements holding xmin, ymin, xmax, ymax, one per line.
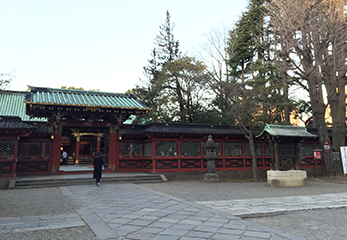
<box><xmin>62</xmin><ymin>151</ymin><xmax>68</xmax><ymax>165</ymax></box>
<box><xmin>93</xmin><ymin>152</ymin><xmax>104</xmax><ymax>186</ymax></box>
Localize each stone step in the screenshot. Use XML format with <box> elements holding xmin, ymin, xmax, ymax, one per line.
<box><xmin>10</xmin><ymin>174</ymin><xmax>164</xmax><ymax>189</ymax></box>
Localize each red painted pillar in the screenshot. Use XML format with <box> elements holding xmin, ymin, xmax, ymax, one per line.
<box><xmin>75</xmin><ymin>136</ymin><xmax>80</xmax><ymax>163</ymax></box>
<box><xmin>51</xmin><ymin>131</ymin><xmax>62</xmax><ymax>173</ymax></box>
<box><xmin>12</xmin><ymin>137</ymin><xmax>19</xmax><ymax>178</ymax></box>
<box><xmin>96</xmin><ymin>136</ymin><xmax>101</xmax><ymax>153</ymax></box>
<box><xmin>274</xmin><ymin>141</ymin><xmax>280</xmax><ymax>170</ymax></box>
<box><xmin>177</xmin><ymin>139</ymin><xmax>181</xmax><ymax>171</ymax></box>
<box><xmin>108</xmin><ymin>125</ymin><xmax>117</xmax><ymax>171</ymax></box>
<box><xmin>115</xmin><ymin>131</ymin><xmax>120</xmax><ymax>170</ymax></box>
<box><xmin>152</xmin><ymin>139</ymin><xmax>156</xmax><ymax>173</ymax></box>
<box><xmin>222</xmin><ymin>142</ymin><xmax>226</xmax><ymax>169</ymax></box>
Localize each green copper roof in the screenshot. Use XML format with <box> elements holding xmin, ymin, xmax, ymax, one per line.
<box><xmin>0</xmin><ymin>91</ymin><xmax>46</xmax><ymax>122</ymax></box>
<box><xmin>26</xmin><ymin>86</ymin><xmax>150</xmax><ymax>110</ymax></box>
<box><xmin>256</xmin><ymin>124</ymin><xmax>318</xmax><ymax>138</ymax></box>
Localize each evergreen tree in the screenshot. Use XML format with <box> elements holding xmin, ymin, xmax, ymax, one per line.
<box><xmin>135</xmin><ymin>10</ymin><xmax>181</xmax><ymax>122</ymax></box>
<box><xmin>135</xmin><ymin>11</ymin><xmax>216</xmax><ymax>124</ymax></box>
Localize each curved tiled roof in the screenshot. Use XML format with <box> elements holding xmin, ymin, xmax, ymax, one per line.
<box><xmin>120</xmin><ymin>122</ymin><xmax>244</xmax><ymax>136</ymax></box>
<box><xmin>256</xmin><ymin>124</ymin><xmax>318</xmax><ymax>138</ymax></box>
<box><xmin>26</xmin><ymin>86</ymin><xmax>150</xmax><ymax>110</ymax></box>
<box><xmin>0</xmin><ymin>91</ymin><xmax>46</xmax><ymax>122</ymax></box>
<box><xmin>0</xmin><ymin>116</ymin><xmax>37</xmax><ymax>130</ymax></box>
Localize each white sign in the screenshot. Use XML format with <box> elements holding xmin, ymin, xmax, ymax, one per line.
<box><xmin>340</xmin><ymin>147</ymin><xmax>347</xmax><ymax>175</ymax></box>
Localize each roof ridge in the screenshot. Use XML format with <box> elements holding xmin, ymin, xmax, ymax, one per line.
<box><xmin>0</xmin><ymin>90</ymin><xmax>28</xmax><ymax>95</ymax></box>
<box><xmin>267</xmin><ymin>124</ymin><xmax>306</xmax><ymax>128</ymax></box>
<box><xmin>29</xmin><ymin>86</ymin><xmax>135</xmax><ymax>98</ymax></box>
<box><xmin>147</xmin><ymin>122</ymin><xmax>237</xmax><ymax>128</ymax></box>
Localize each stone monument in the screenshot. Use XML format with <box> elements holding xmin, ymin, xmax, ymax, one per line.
<box><xmin>202</xmin><ymin>135</ymin><xmax>220</xmax><ymax>182</ymax></box>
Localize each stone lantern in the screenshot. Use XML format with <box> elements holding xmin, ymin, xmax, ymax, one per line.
<box><xmin>202</xmin><ymin>135</ymin><xmax>220</xmax><ymax>182</ymax></box>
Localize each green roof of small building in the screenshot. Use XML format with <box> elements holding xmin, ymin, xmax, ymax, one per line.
<box><xmin>256</xmin><ymin>124</ymin><xmax>318</xmax><ymax>138</ymax></box>
<box><xmin>0</xmin><ymin>91</ymin><xmax>46</xmax><ymax>122</ymax></box>
<box><xmin>26</xmin><ymin>86</ymin><xmax>150</xmax><ymax>110</ymax></box>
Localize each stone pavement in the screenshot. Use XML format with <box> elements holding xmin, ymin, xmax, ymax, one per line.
<box><xmin>0</xmin><ymin>183</ymin><xmax>309</xmax><ymax>240</ymax></box>
<box><xmin>0</xmin><ymin>213</ymin><xmax>85</xmax><ymax>233</ymax></box>
<box><xmin>196</xmin><ymin>192</ymin><xmax>347</xmax><ymax>218</ymax></box>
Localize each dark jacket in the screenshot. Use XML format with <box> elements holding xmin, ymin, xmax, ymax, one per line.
<box><xmin>93</xmin><ymin>157</ymin><xmax>104</xmax><ymax>179</ymax></box>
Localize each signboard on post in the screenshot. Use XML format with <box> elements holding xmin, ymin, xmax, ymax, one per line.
<box><xmin>340</xmin><ymin>147</ymin><xmax>347</xmax><ymax>175</ymax></box>
<box><xmin>313</xmin><ymin>150</ymin><xmax>321</xmax><ymax>159</ymax></box>
<box><xmin>324</xmin><ymin>140</ymin><xmax>330</xmax><ymax>153</ymax></box>
<box><xmin>312</xmin><ymin>149</ymin><xmax>322</xmax><ymax>178</ymax></box>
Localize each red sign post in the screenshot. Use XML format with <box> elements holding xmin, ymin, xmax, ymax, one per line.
<box><xmin>324</xmin><ymin>140</ymin><xmax>330</xmax><ymax>153</ymax></box>
<box><xmin>313</xmin><ymin>149</ymin><xmax>323</xmax><ymax>178</ymax></box>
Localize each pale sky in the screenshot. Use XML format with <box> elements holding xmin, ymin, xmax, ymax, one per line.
<box><xmin>0</xmin><ymin>0</ymin><xmax>247</xmax><ymax>93</ymax></box>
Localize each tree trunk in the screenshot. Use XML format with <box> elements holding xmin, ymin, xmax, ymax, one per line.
<box><xmin>247</xmin><ymin>134</ymin><xmax>259</xmax><ymax>181</ymax></box>
<box><xmin>329</xmin><ymin>75</ymin><xmax>346</xmax><ymax>150</ymax></box>
<box><xmin>175</xmin><ymin>78</ymin><xmax>186</xmax><ymax>123</ymax></box>
<box><xmin>241</xmin><ymin>120</ymin><xmax>258</xmax><ymax>181</ymax></box>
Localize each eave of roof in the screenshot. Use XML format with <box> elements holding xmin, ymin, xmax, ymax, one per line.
<box><xmin>0</xmin><ymin>91</ymin><xmax>47</xmax><ymax>122</ymax></box>
<box><xmin>0</xmin><ymin>116</ymin><xmax>37</xmax><ymax>130</ymax></box>
<box><xmin>256</xmin><ymin>124</ymin><xmax>318</xmax><ymax>138</ymax></box>
<box><xmin>26</xmin><ymin>86</ymin><xmax>151</xmax><ymax>111</ymax></box>
<box><xmin>120</xmin><ymin>122</ymin><xmax>244</xmax><ymax>136</ymax></box>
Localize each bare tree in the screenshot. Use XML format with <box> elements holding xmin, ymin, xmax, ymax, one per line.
<box><xmin>266</xmin><ymin>0</ymin><xmax>347</xmax><ymax>173</ymax></box>
<box><xmin>0</xmin><ymin>72</ymin><xmax>13</xmax><ymax>92</ymax></box>
<box><xmin>196</xmin><ymin>25</ymin><xmax>237</xmax><ymax>123</ymax></box>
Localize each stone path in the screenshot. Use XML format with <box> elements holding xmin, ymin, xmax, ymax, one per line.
<box><xmin>0</xmin><ymin>213</ymin><xmax>85</xmax><ymax>233</ymax></box>
<box><xmin>1</xmin><ymin>183</ymin><xmax>307</xmax><ymax>240</ymax></box>
<box><xmin>196</xmin><ymin>192</ymin><xmax>347</xmax><ymax>218</ymax></box>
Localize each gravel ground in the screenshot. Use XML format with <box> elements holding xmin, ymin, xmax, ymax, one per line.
<box><xmin>250</xmin><ymin>208</ymin><xmax>347</xmax><ymax>240</ymax></box>
<box><xmin>138</xmin><ymin>179</ymin><xmax>347</xmax><ymax>240</ymax></box>
<box><xmin>1</xmin><ymin>179</ymin><xmax>347</xmax><ymax>240</ymax></box>
<box><xmin>0</xmin><ymin>226</ymin><xmax>98</xmax><ymax>240</ymax></box>
<box><xmin>138</xmin><ymin>179</ymin><xmax>347</xmax><ymax>202</ymax></box>
<box><xmin>0</xmin><ymin>187</ymin><xmax>92</xmax><ymax>240</ymax></box>
<box><xmin>0</xmin><ymin>187</ymin><xmax>81</xmax><ymax>218</ymax></box>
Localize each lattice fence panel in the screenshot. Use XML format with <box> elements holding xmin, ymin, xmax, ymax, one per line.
<box><xmin>225</xmin><ymin>159</ymin><xmax>243</xmax><ymax>168</ymax></box>
<box><xmin>156</xmin><ymin>141</ymin><xmax>177</xmax><ymax>157</ymax></box>
<box><xmin>180</xmin><ymin>142</ymin><xmax>201</xmax><ymax>157</ymax></box>
<box><xmin>119</xmin><ymin>160</ymin><xmax>152</xmax><ymax>169</ymax></box>
<box><xmin>119</xmin><ymin>143</ymin><xmax>143</xmax><ymax>158</ymax></box>
<box><xmin>264</xmin><ymin>158</ymin><xmax>272</xmax><ymax>167</ymax></box>
<box><xmin>245</xmin><ymin>158</ymin><xmax>252</xmax><ymax>167</ymax></box>
<box><xmin>19</xmin><ymin>142</ymin><xmax>43</xmax><ymax>158</ymax></box>
<box><xmin>156</xmin><ymin>159</ymin><xmax>178</xmax><ymax>169</ymax></box>
<box><xmin>0</xmin><ymin>162</ymin><xmax>12</xmax><ymax>174</ymax></box>
<box><xmin>119</xmin><ymin>160</ymin><xmax>142</xmax><ymax>169</ymax></box>
<box><xmin>202</xmin><ymin>142</ymin><xmax>222</xmax><ymax>156</ymax></box>
<box><xmin>257</xmin><ymin>158</ymin><xmax>263</xmax><ymax>167</ymax></box>
<box><xmin>131</xmin><ymin>143</ymin><xmax>142</xmax><ymax>157</ymax></box>
<box><xmin>16</xmin><ymin>161</ymin><xmax>48</xmax><ymax>172</ymax></box>
<box><xmin>0</xmin><ymin>140</ymin><xmax>14</xmax><ymax>158</ymax></box>
<box><xmin>119</xmin><ymin>143</ymin><xmax>130</xmax><ymax>157</ymax></box>
<box><xmin>144</xmin><ymin>142</ymin><xmax>152</xmax><ymax>157</ymax></box>
<box><xmin>45</xmin><ymin>143</ymin><xmax>50</xmax><ymax>157</ymax></box>
<box><xmin>300</xmin><ymin>143</ymin><xmax>314</xmax><ymax>156</ymax></box>
<box><xmin>278</xmin><ymin>142</ymin><xmax>296</xmax><ymax>156</ymax></box>
<box><xmin>302</xmin><ymin>158</ymin><xmax>314</xmax><ymax>166</ymax></box>
<box><xmin>225</xmin><ymin>142</ymin><xmax>243</xmax><ymax>156</ymax></box>
<box><xmin>245</xmin><ymin>143</ymin><xmax>262</xmax><ymax>156</ymax></box>
<box><xmin>181</xmin><ymin>159</ymin><xmax>201</xmax><ymax>168</ymax></box>
<box><xmin>264</xmin><ymin>143</ymin><xmax>271</xmax><ymax>156</ymax></box>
